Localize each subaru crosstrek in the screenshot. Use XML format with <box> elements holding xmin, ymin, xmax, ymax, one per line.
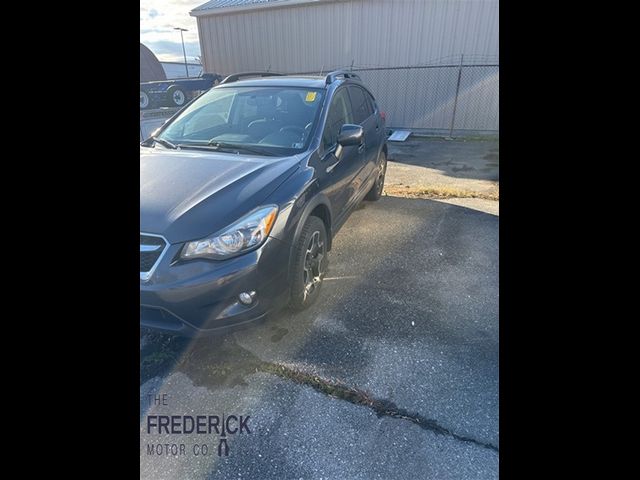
<box><xmin>140</xmin><ymin>71</ymin><xmax>387</xmax><ymax>335</ymax></box>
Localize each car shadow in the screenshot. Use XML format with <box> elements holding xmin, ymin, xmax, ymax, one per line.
<box><xmin>387</xmin><ymin>137</ymin><xmax>499</xmax><ymax>182</ymax></box>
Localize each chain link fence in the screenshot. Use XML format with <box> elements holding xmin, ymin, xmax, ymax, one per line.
<box><xmin>291</xmin><ymin>59</ymin><xmax>499</xmax><ymax>136</ymax></box>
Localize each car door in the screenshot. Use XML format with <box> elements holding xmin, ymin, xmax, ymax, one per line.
<box><xmin>318</xmin><ymin>87</ymin><xmax>365</xmax><ymax>226</ymax></box>
<box><xmin>347</xmin><ymin>86</ymin><xmax>380</xmax><ymax>197</ymax></box>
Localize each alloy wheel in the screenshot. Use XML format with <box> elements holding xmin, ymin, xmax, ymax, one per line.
<box><xmin>302</xmin><ymin>231</ymin><xmax>325</xmax><ymax>301</ymax></box>
<box><xmin>375</xmin><ymin>156</ymin><xmax>387</xmax><ymax>195</ymax></box>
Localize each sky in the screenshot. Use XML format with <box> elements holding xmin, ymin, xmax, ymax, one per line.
<box><xmin>140</xmin><ymin>0</ymin><xmax>204</xmax><ymax>63</ymax></box>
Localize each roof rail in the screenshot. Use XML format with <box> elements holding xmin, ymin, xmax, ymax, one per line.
<box><xmin>325</xmin><ymin>70</ymin><xmax>361</xmax><ymax>85</ymax></box>
<box><xmin>219</xmin><ymin>72</ymin><xmax>285</xmax><ymax>84</ymax></box>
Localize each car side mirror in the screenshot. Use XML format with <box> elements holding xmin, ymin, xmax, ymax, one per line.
<box><xmin>335</xmin><ymin>124</ymin><xmax>364</xmax><ymax>158</ymax></box>
<box><xmin>338</xmin><ymin>124</ymin><xmax>363</xmax><ymax>146</ymax></box>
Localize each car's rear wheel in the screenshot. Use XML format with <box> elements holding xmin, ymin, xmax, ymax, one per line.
<box><xmin>168</xmin><ymin>86</ymin><xmax>187</xmax><ymax>107</ymax></box>
<box><xmin>140</xmin><ymin>91</ymin><xmax>150</xmax><ymax>110</ymax></box>
<box><xmin>365</xmin><ymin>150</ymin><xmax>387</xmax><ymax>201</ymax></box>
<box><xmin>288</xmin><ymin>216</ymin><xmax>328</xmax><ymax>311</ymax></box>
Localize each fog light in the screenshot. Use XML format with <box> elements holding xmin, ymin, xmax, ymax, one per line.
<box><xmin>238</xmin><ymin>291</ymin><xmax>256</xmax><ymax>305</ymax></box>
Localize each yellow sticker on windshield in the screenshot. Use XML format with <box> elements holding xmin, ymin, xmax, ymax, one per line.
<box><xmin>305</xmin><ymin>91</ymin><xmax>317</xmax><ymax>102</ymax></box>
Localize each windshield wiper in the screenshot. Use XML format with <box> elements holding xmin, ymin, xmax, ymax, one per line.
<box><xmin>149</xmin><ymin>137</ymin><xmax>177</xmax><ymax>149</ymax></box>
<box><xmin>205</xmin><ymin>141</ymin><xmax>278</xmax><ymax>157</ymax></box>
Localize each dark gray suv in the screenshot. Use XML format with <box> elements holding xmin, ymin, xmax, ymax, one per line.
<box><xmin>140</xmin><ymin>71</ymin><xmax>387</xmax><ymax>336</ymax></box>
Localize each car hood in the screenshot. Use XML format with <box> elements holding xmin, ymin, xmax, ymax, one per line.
<box><xmin>140</xmin><ymin>146</ymin><xmax>302</xmax><ymax>243</ymax></box>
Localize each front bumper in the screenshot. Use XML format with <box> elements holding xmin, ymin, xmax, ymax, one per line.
<box><xmin>140</xmin><ymin>236</ymin><xmax>291</xmax><ymax>336</ymax></box>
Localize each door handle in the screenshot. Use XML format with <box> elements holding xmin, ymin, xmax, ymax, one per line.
<box><xmin>358</xmin><ymin>142</ymin><xmax>365</xmax><ymax>154</ymax></box>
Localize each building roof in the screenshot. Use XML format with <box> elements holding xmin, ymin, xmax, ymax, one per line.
<box><xmin>191</xmin><ymin>0</ymin><xmax>327</xmax><ymax>17</ymax></box>
<box><xmin>193</xmin><ymin>0</ymin><xmax>280</xmax><ymax>11</ymax></box>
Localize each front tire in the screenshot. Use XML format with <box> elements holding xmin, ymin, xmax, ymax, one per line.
<box><xmin>365</xmin><ymin>150</ymin><xmax>387</xmax><ymax>201</ymax></box>
<box><xmin>288</xmin><ymin>216</ymin><xmax>328</xmax><ymax>311</ymax></box>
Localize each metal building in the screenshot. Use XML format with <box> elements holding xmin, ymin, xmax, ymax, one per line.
<box><xmin>191</xmin><ymin>0</ymin><xmax>499</xmax><ymax>134</ymax></box>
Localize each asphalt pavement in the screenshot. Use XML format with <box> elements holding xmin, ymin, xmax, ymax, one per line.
<box><xmin>140</xmin><ymin>188</ymin><xmax>499</xmax><ymax>479</ymax></box>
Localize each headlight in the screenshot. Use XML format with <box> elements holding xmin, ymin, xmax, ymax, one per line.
<box><xmin>180</xmin><ymin>205</ymin><xmax>278</xmax><ymax>260</ymax></box>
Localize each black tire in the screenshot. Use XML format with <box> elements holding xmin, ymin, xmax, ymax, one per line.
<box><xmin>288</xmin><ymin>216</ymin><xmax>328</xmax><ymax>311</ymax></box>
<box><xmin>167</xmin><ymin>86</ymin><xmax>187</xmax><ymax>107</ymax></box>
<box><xmin>365</xmin><ymin>150</ymin><xmax>387</xmax><ymax>201</ymax></box>
<box><xmin>140</xmin><ymin>91</ymin><xmax>150</xmax><ymax>110</ymax></box>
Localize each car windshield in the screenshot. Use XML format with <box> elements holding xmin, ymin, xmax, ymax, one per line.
<box><xmin>158</xmin><ymin>86</ymin><xmax>326</xmax><ymax>156</ymax></box>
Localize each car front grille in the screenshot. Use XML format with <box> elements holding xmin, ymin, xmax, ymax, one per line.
<box><xmin>140</xmin><ymin>234</ymin><xmax>167</xmax><ymax>280</ymax></box>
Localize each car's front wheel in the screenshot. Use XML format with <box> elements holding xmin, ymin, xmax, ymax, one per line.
<box><xmin>288</xmin><ymin>216</ymin><xmax>328</xmax><ymax>311</ymax></box>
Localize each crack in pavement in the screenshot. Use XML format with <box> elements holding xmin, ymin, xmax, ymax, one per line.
<box><xmin>259</xmin><ymin>362</ymin><xmax>499</xmax><ymax>453</ymax></box>
<box><xmin>141</xmin><ymin>335</ymin><xmax>498</xmax><ymax>454</ymax></box>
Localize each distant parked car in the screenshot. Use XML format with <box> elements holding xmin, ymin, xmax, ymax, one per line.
<box><xmin>140</xmin><ymin>72</ymin><xmax>222</xmax><ymax>110</ymax></box>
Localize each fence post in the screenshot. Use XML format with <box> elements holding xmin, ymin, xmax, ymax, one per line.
<box><xmin>350</xmin><ymin>59</ymin><xmax>354</xmax><ymax>71</ymax></box>
<box><xmin>448</xmin><ymin>54</ymin><xmax>464</xmax><ymax>138</ymax></box>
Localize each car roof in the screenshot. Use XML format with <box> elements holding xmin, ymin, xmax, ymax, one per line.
<box><xmin>216</xmin><ymin>75</ymin><xmax>327</xmax><ymax>89</ymax></box>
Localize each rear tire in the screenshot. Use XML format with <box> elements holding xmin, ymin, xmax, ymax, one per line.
<box><xmin>365</xmin><ymin>150</ymin><xmax>387</xmax><ymax>201</ymax></box>
<box><xmin>140</xmin><ymin>91</ymin><xmax>150</xmax><ymax>110</ymax></box>
<box><xmin>288</xmin><ymin>216</ymin><xmax>328</xmax><ymax>311</ymax></box>
<box><xmin>168</xmin><ymin>86</ymin><xmax>187</xmax><ymax>107</ymax></box>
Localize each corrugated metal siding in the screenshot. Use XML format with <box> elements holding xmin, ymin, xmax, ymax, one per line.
<box><xmin>196</xmin><ymin>0</ymin><xmax>498</xmax><ymax>131</ymax></box>
<box><xmin>198</xmin><ymin>0</ymin><xmax>498</xmax><ymax>73</ymax></box>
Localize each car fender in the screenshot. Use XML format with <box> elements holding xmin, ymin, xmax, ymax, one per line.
<box><xmin>267</xmin><ymin>165</ymin><xmax>327</xmax><ymax>244</ymax></box>
<box><xmin>290</xmin><ymin>188</ymin><xmax>333</xmax><ymax>251</ymax></box>
<box><xmin>280</xmin><ymin>186</ymin><xmax>332</xmax><ymax>288</ymax></box>
<box><xmin>265</xmin><ymin>163</ymin><xmax>334</xmax><ymax>281</ymax></box>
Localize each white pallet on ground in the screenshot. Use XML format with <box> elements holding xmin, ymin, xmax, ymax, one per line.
<box><xmin>388</xmin><ymin>130</ymin><xmax>411</xmax><ymax>142</ymax></box>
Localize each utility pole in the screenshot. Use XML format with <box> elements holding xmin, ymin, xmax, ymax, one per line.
<box><xmin>174</xmin><ymin>27</ymin><xmax>189</xmax><ymax>77</ymax></box>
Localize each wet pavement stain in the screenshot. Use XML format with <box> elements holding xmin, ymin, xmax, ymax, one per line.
<box><xmin>140</xmin><ymin>333</ymin><xmax>190</xmax><ymax>383</ymax></box>
<box><xmin>175</xmin><ymin>336</ymin><xmax>263</xmax><ymax>389</ymax></box>
<box><xmin>270</xmin><ymin>326</ymin><xmax>289</xmax><ymax>343</ymax></box>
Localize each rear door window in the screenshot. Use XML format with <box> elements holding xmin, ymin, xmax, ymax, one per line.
<box><xmin>364</xmin><ymin>90</ymin><xmax>377</xmax><ymax>114</ymax></box>
<box><xmin>348</xmin><ymin>86</ymin><xmax>374</xmax><ymax>124</ymax></box>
